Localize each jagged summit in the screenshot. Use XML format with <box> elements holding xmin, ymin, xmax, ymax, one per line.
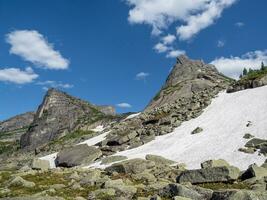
<box><xmin>146</xmin><ymin>55</ymin><xmax>231</xmax><ymax>110</ymax></box>
<box><xmin>20</xmin><ymin>88</ymin><xmax>115</xmax><ymax>150</ymax></box>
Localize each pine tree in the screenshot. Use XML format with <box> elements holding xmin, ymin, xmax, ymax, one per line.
<box><xmin>261</xmin><ymin>62</ymin><xmax>265</xmax><ymax>71</ymax></box>
<box><xmin>243</xmin><ymin>68</ymin><xmax>248</xmax><ymax>76</ymax></box>
<box><xmin>239</xmin><ymin>74</ymin><xmax>243</xmax><ymax>79</ymax></box>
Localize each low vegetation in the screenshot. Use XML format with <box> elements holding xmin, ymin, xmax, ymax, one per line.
<box><xmin>196</xmin><ymin>181</ymin><xmax>250</xmax><ymax>190</ymax></box>
<box><xmin>239</xmin><ymin>62</ymin><xmax>267</xmax><ymax>81</ymax></box>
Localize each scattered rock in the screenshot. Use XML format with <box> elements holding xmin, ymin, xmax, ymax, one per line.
<box><xmin>101</xmin><ymin>155</ymin><xmax>128</xmax><ymax>165</ymax></box>
<box><xmin>238</xmin><ymin>147</ymin><xmax>256</xmax><ymax>154</ymax></box>
<box><xmin>211</xmin><ymin>189</ymin><xmax>267</xmax><ymax>200</ymax></box>
<box><xmin>201</xmin><ymin>159</ymin><xmax>230</xmax><ymax>169</ymax></box>
<box><xmin>191</xmin><ymin>127</ymin><xmax>203</xmax><ymax>135</ymax></box>
<box><xmin>145</xmin><ymin>154</ymin><xmax>176</xmax><ymax>166</ymax></box>
<box><xmin>8</xmin><ymin>176</ymin><xmax>35</xmax><ymax>188</ymax></box>
<box><xmin>243</xmin><ymin>133</ymin><xmax>255</xmax><ymax>139</ymax></box>
<box><xmin>55</xmin><ymin>144</ymin><xmax>102</xmax><ymax>167</ymax></box>
<box><xmin>241</xmin><ymin>164</ymin><xmax>267</xmax><ymax>180</ymax></box>
<box><xmin>177</xmin><ymin>166</ymin><xmax>240</xmax><ymax>184</ymax></box>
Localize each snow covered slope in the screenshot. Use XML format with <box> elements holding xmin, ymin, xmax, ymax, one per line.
<box><xmin>112</xmin><ymin>86</ymin><xmax>267</xmax><ymax>170</ymax></box>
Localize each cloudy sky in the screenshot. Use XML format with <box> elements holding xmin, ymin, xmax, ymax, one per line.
<box><xmin>0</xmin><ymin>0</ymin><xmax>267</xmax><ymax>120</ymax></box>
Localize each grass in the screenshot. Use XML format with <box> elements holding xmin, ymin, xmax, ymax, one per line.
<box><xmin>240</xmin><ymin>67</ymin><xmax>267</xmax><ymax>82</ymax></box>
<box><xmin>0</xmin><ymin>141</ymin><xmax>19</xmax><ymax>155</ymax></box>
<box><xmin>0</xmin><ymin>127</ymin><xmax>28</xmax><ymax>140</ymax></box>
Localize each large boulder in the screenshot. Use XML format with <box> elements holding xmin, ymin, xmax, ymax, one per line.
<box><xmin>55</xmin><ymin>144</ymin><xmax>102</xmax><ymax>167</ymax></box>
<box><xmin>201</xmin><ymin>159</ymin><xmax>230</xmax><ymax>169</ymax></box>
<box><xmin>7</xmin><ymin>176</ymin><xmax>35</xmax><ymax>188</ymax></box>
<box><xmin>177</xmin><ymin>166</ymin><xmax>240</xmax><ymax>184</ymax></box>
<box><xmin>211</xmin><ymin>189</ymin><xmax>267</xmax><ymax>200</ymax></box>
<box><xmin>105</xmin><ymin>158</ymin><xmax>155</xmax><ymax>174</ymax></box>
<box><xmin>241</xmin><ymin>164</ymin><xmax>267</xmax><ymax>180</ymax></box>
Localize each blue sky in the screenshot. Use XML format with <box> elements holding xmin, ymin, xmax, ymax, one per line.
<box><xmin>0</xmin><ymin>0</ymin><xmax>267</xmax><ymax>121</ymax></box>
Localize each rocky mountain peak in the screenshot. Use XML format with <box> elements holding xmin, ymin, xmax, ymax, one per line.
<box><xmin>20</xmin><ymin>88</ymin><xmax>115</xmax><ymax>150</ymax></box>
<box><xmin>146</xmin><ymin>56</ymin><xmax>231</xmax><ymax>110</ymax></box>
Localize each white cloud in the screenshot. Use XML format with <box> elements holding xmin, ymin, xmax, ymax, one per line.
<box><xmin>116</xmin><ymin>103</ymin><xmax>132</xmax><ymax>108</ymax></box>
<box><xmin>217</xmin><ymin>40</ymin><xmax>225</xmax><ymax>48</ymax></box>
<box><xmin>211</xmin><ymin>50</ymin><xmax>267</xmax><ymax>79</ymax></box>
<box><xmin>166</xmin><ymin>49</ymin><xmax>186</xmax><ymax>58</ymax></box>
<box><xmin>6</xmin><ymin>30</ymin><xmax>69</xmax><ymax>70</ymax></box>
<box><xmin>235</xmin><ymin>22</ymin><xmax>245</xmax><ymax>27</ymax></box>
<box><xmin>136</xmin><ymin>72</ymin><xmax>149</xmax><ymax>80</ymax></box>
<box><xmin>36</xmin><ymin>80</ymin><xmax>74</xmax><ymax>89</ymax></box>
<box><xmin>154</xmin><ymin>43</ymin><xmax>169</xmax><ymax>53</ymax></box>
<box><xmin>0</xmin><ymin>67</ymin><xmax>38</xmax><ymax>84</ymax></box>
<box><xmin>162</xmin><ymin>34</ymin><xmax>176</xmax><ymax>45</ymax></box>
<box><xmin>125</xmin><ymin>0</ymin><xmax>236</xmax><ymax>40</ymax></box>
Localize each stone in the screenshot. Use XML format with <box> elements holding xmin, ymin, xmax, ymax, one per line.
<box><xmin>191</xmin><ymin>127</ymin><xmax>203</xmax><ymax>134</ymax></box>
<box><xmin>245</xmin><ymin>138</ymin><xmax>267</xmax><ymax>148</ymax></box>
<box><xmin>88</xmin><ymin>188</ymin><xmax>116</xmax><ymax>200</ymax></box>
<box><xmin>31</xmin><ymin>158</ymin><xmax>50</xmax><ymax>170</ymax></box>
<box><xmin>145</xmin><ymin>154</ymin><xmax>176</xmax><ymax>166</ymax></box>
<box><xmin>50</xmin><ymin>184</ymin><xmax>66</xmax><ymax>190</ymax></box>
<box><xmin>8</xmin><ymin>176</ymin><xmax>36</xmax><ymax>188</ymax></box>
<box><xmin>211</xmin><ymin>189</ymin><xmax>267</xmax><ymax>200</ymax></box>
<box><xmin>132</xmin><ymin>171</ymin><xmax>157</xmax><ymax>184</ymax></box>
<box><xmin>243</xmin><ymin>133</ymin><xmax>254</xmax><ymax>139</ymax></box>
<box><xmin>177</xmin><ymin>166</ymin><xmax>240</xmax><ymax>184</ymax></box>
<box><xmin>238</xmin><ymin>147</ymin><xmax>256</xmax><ymax>154</ymax></box>
<box><xmin>101</xmin><ymin>155</ymin><xmax>128</xmax><ymax>165</ymax></box>
<box><xmin>173</xmin><ymin>197</ymin><xmax>192</xmax><ymax>200</ymax></box>
<box><xmin>55</xmin><ymin>144</ymin><xmax>102</xmax><ymax>167</ymax></box>
<box><xmin>104</xmin><ymin>179</ymin><xmax>137</xmax><ymax>198</ymax></box>
<box><xmin>105</xmin><ymin>158</ymin><xmax>155</xmax><ymax>174</ymax></box>
<box><xmin>201</xmin><ymin>159</ymin><xmax>230</xmax><ymax>169</ymax></box>
<box><xmin>241</xmin><ymin>164</ymin><xmax>267</xmax><ymax>180</ymax></box>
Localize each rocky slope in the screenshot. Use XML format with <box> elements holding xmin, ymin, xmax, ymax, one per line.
<box><xmin>97</xmin><ymin>55</ymin><xmax>232</xmax><ymax>155</ymax></box>
<box><xmin>20</xmin><ymin>88</ymin><xmax>116</xmax><ymax>150</ymax></box>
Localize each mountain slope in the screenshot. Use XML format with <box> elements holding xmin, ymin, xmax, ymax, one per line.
<box><xmin>20</xmin><ymin>88</ymin><xmax>115</xmax><ymax>150</ymax></box>
<box><xmin>112</xmin><ymin>85</ymin><xmax>267</xmax><ymax>170</ymax></box>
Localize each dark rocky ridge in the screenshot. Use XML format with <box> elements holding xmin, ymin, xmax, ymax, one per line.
<box><xmin>20</xmin><ymin>88</ymin><xmax>115</xmax><ymax>150</ymax></box>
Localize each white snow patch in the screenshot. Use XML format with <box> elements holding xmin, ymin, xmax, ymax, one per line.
<box><xmin>111</xmin><ymin>86</ymin><xmax>267</xmax><ymax>170</ymax></box>
<box><xmin>124</xmin><ymin>112</ymin><xmax>141</xmax><ymax>120</ymax></box>
<box><xmin>90</xmin><ymin>125</ymin><xmax>104</xmax><ymax>132</ymax></box>
<box><xmin>78</xmin><ymin>131</ymin><xmax>109</xmax><ymax>146</ymax></box>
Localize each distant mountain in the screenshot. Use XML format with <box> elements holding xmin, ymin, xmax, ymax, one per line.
<box><xmin>20</xmin><ymin>88</ymin><xmax>116</xmax><ymax>150</ymax></box>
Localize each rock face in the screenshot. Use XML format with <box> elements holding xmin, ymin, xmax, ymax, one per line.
<box><xmin>177</xmin><ymin>166</ymin><xmax>240</xmax><ymax>184</ymax></box>
<box><xmin>147</xmin><ymin>55</ymin><xmax>231</xmax><ymax>110</ymax></box>
<box><xmin>227</xmin><ymin>74</ymin><xmax>267</xmax><ymax>93</ymax></box>
<box><xmin>55</xmin><ymin>144</ymin><xmax>102</xmax><ymax>167</ymax></box>
<box><xmin>0</xmin><ymin>112</ymin><xmax>35</xmax><ymax>141</ymax></box>
<box><xmin>20</xmin><ymin>88</ymin><xmax>113</xmax><ymax>150</ymax></box>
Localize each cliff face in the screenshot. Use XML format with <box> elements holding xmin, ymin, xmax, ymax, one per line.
<box><xmin>146</xmin><ymin>55</ymin><xmax>232</xmax><ymax>110</ymax></box>
<box><xmin>20</xmin><ymin>89</ymin><xmax>113</xmax><ymax>150</ymax></box>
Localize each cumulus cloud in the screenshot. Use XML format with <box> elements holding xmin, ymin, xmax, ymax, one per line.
<box><xmin>116</xmin><ymin>103</ymin><xmax>132</xmax><ymax>108</ymax></box>
<box><xmin>6</xmin><ymin>30</ymin><xmax>69</xmax><ymax>70</ymax></box>
<box><xmin>162</xmin><ymin>34</ymin><xmax>176</xmax><ymax>45</ymax></box>
<box><xmin>217</xmin><ymin>40</ymin><xmax>225</xmax><ymax>47</ymax></box>
<box><xmin>0</xmin><ymin>67</ymin><xmax>38</xmax><ymax>84</ymax></box>
<box><xmin>125</xmin><ymin>0</ymin><xmax>236</xmax><ymax>40</ymax></box>
<box><xmin>136</xmin><ymin>72</ymin><xmax>149</xmax><ymax>80</ymax></box>
<box><xmin>154</xmin><ymin>43</ymin><xmax>169</xmax><ymax>53</ymax></box>
<box><xmin>36</xmin><ymin>80</ymin><xmax>74</xmax><ymax>90</ymax></box>
<box><xmin>211</xmin><ymin>50</ymin><xmax>267</xmax><ymax>79</ymax></box>
<box><xmin>166</xmin><ymin>49</ymin><xmax>186</xmax><ymax>58</ymax></box>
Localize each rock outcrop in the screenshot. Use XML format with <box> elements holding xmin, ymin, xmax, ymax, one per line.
<box><xmin>20</xmin><ymin>88</ymin><xmax>114</xmax><ymax>150</ymax></box>
<box><xmin>147</xmin><ymin>55</ymin><xmax>231</xmax><ymax>110</ymax></box>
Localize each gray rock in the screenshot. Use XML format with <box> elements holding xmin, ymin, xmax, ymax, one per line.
<box><xmin>145</xmin><ymin>154</ymin><xmax>176</xmax><ymax>166</ymax></box>
<box><xmin>191</xmin><ymin>127</ymin><xmax>203</xmax><ymax>135</ymax></box>
<box><xmin>105</xmin><ymin>158</ymin><xmax>155</xmax><ymax>174</ymax></box>
<box><xmin>211</xmin><ymin>189</ymin><xmax>267</xmax><ymax>200</ymax></box>
<box><xmin>238</xmin><ymin>147</ymin><xmax>256</xmax><ymax>154</ymax></box>
<box><xmin>31</xmin><ymin>158</ymin><xmax>50</xmax><ymax>170</ymax></box>
<box><xmin>243</xmin><ymin>133</ymin><xmax>255</xmax><ymax>139</ymax></box>
<box><xmin>201</xmin><ymin>159</ymin><xmax>230</xmax><ymax>169</ymax></box>
<box><xmin>7</xmin><ymin>176</ymin><xmax>35</xmax><ymax>188</ymax></box>
<box><xmin>245</xmin><ymin>138</ymin><xmax>267</xmax><ymax>148</ymax></box>
<box><xmin>55</xmin><ymin>144</ymin><xmax>102</xmax><ymax>167</ymax></box>
<box><xmin>177</xmin><ymin>166</ymin><xmax>240</xmax><ymax>184</ymax></box>
<box><xmin>241</xmin><ymin>164</ymin><xmax>267</xmax><ymax>180</ymax></box>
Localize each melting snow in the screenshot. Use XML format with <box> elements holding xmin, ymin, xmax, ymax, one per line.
<box><xmin>111</xmin><ymin>86</ymin><xmax>267</xmax><ymax>170</ymax></box>
<box><xmin>90</xmin><ymin>125</ymin><xmax>104</xmax><ymax>132</ymax></box>
<box><xmin>124</xmin><ymin>112</ymin><xmax>141</xmax><ymax>120</ymax></box>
